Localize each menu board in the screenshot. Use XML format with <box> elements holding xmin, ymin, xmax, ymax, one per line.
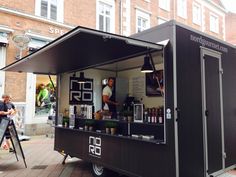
<box><xmin>0</xmin><ymin>118</ymin><xmax>10</xmax><ymax>145</ymax></box>
<box><xmin>132</xmin><ymin>76</ymin><xmax>145</xmax><ymax>100</ymax></box>
<box><xmin>8</xmin><ymin>121</ymin><xmax>27</xmax><ymax>168</ymax></box>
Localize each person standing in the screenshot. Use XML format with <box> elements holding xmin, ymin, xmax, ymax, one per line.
<box><xmin>1</xmin><ymin>94</ymin><xmax>16</xmax><ymax>152</ymax></box>
<box><xmin>37</xmin><ymin>84</ymin><xmax>49</xmax><ymax>107</ymax></box>
<box><xmin>102</xmin><ymin>78</ymin><xmax>118</xmax><ymax>116</ymax></box>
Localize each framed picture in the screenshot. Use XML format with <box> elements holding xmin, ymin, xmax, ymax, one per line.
<box><xmin>145</xmin><ymin>70</ymin><xmax>164</xmax><ymax>97</ymax></box>
<box><xmin>133</xmin><ymin>104</ymin><xmax>143</xmax><ymax>123</ymax></box>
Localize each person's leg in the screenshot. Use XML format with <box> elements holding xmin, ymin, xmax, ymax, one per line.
<box><xmin>6</xmin><ymin>138</ymin><xmax>10</xmax><ymax>149</ymax></box>
<box><xmin>6</xmin><ymin>137</ymin><xmax>14</xmax><ymax>152</ymax></box>
<box><xmin>2</xmin><ymin>138</ymin><xmax>8</xmax><ymax>150</ymax></box>
<box><xmin>5</xmin><ymin>129</ymin><xmax>14</xmax><ymax>152</ymax></box>
<box><xmin>4</xmin><ymin>129</ymin><xmax>10</xmax><ymax>149</ymax></box>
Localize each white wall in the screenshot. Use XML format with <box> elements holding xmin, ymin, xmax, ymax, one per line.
<box><xmin>59</xmin><ymin>73</ymin><xmax>70</xmax><ymax>114</ymax></box>
<box><xmin>117</xmin><ymin>63</ymin><xmax>164</xmax><ymax>108</ymax></box>
<box><xmin>59</xmin><ymin>62</ymin><xmax>164</xmax><ymax>113</ymax></box>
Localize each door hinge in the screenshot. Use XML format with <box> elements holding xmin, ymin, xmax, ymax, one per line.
<box><xmin>219</xmin><ymin>68</ymin><xmax>223</xmax><ymax>74</ymax></box>
<box><xmin>223</xmin><ymin>152</ymin><xmax>227</xmax><ymax>159</ymax></box>
<box><xmin>175</xmin><ymin>108</ymin><xmax>180</xmax><ymax>122</ymax></box>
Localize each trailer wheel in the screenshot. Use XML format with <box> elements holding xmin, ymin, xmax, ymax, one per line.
<box><xmin>91</xmin><ymin>163</ymin><xmax>110</xmax><ymax>177</ymax></box>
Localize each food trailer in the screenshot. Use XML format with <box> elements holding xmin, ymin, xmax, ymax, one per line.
<box><xmin>2</xmin><ymin>20</ymin><xmax>236</xmax><ymax>177</ymax></box>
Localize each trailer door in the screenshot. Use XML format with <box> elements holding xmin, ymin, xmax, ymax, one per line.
<box><xmin>201</xmin><ymin>47</ymin><xmax>225</xmax><ymax>177</ymax></box>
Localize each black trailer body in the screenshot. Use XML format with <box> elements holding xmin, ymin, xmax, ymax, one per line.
<box><xmin>53</xmin><ymin>27</ymin><xmax>176</xmax><ymax>177</ymax></box>
<box><xmin>176</xmin><ymin>26</ymin><xmax>236</xmax><ymax>177</ymax></box>
<box><xmin>133</xmin><ymin>21</ymin><xmax>236</xmax><ymax>177</ymax></box>
<box><xmin>1</xmin><ymin>20</ymin><xmax>235</xmax><ymax>177</ymax></box>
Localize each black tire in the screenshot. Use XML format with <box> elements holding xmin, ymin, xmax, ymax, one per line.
<box><xmin>91</xmin><ymin>163</ymin><xmax>112</xmax><ymax>177</ymax></box>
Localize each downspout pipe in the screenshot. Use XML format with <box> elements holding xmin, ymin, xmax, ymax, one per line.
<box><xmin>119</xmin><ymin>0</ymin><xmax>123</xmax><ymax>35</ymax></box>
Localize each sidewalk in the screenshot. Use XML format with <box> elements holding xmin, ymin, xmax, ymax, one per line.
<box><xmin>219</xmin><ymin>170</ymin><xmax>236</xmax><ymax>177</ymax></box>
<box><xmin>0</xmin><ymin>136</ymin><xmax>235</xmax><ymax>177</ymax></box>
<box><xmin>0</xmin><ymin>136</ymin><xmax>93</xmax><ymax>177</ymax></box>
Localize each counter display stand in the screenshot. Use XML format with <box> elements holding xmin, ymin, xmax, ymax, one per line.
<box><xmin>72</xmin><ymin>118</ymin><xmax>165</xmax><ymax>143</ymax></box>
<box><xmin>54</xmin><ymin>116</ymin><xmax>166</xmax><ymax>177</ymax></box>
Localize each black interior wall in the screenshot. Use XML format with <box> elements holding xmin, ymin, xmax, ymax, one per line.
<box><xmin>176</xmin><ymin>26</ymin><xmax>205</xmax><ymax>177</ymax></box>
<box><xmin>176</xmin><ymin>24</ymin><xmax>236</xmax><ymax>176</ymax></box>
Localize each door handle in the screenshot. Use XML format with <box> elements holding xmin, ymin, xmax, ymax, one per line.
<box><xmin>175</xmin><ymin>108</ymin><xmax>180</xmax><ymax>122</ymax></box>
<box><xmin>205</xmin><ymin>110</ymin><xmax>209</xmax><ymax>117</ymax></box>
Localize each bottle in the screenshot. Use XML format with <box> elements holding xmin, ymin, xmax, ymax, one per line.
<box><xmin>144</xmin><ymin>110</ymin><xmax>148</xmax><ymax>123</ymax></box>
<box><xmin>158</xmin><ymin>107</ymin><xmax>163</xmax><ymax>124</ymax></box>
<box><xmin>74</xmin><ymin>105</ymin><xmax>77</xmax><ymax>115</ymax></box>
<box><xmin>80</xmin><ymin>105</ymin><xmax>84</xmax><ymax>117</ymax></box>
<box><xmin>153</xmin><ymin>108</ymin><xmax>157</xmax><ymax>123</ymax></box>
<box><xmin>117</xmin><ymin>111</ymin><xmax>120</xmax><ymax>120</ymax></box>
<box><xmin>151</xmin><ymin>108</ymin><xmax>155</xmax><ymax>123</ymax></box>
<box><xmin>92</xmin><ymin>105</ymin><xmax>95</xmax><ymax>119</ymax></box>
<box><xmin>63</xmin><ymin>108</ymin><xmax>69</xmax><ymax>128</ymax></box>
<box><xmin>69</xmin><ymin>105</ymin><xmax>76</xmax><ymax>128</ymax></box>
<box><xmin>147</xmin><ymin>108</ymin><xmax>151</xmax><ymax>123</ymax></box>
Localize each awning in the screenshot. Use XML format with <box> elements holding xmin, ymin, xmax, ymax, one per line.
<box><xmin>1</xmin><ymin>26</ymin><xmax>163</xmax><ymax>75</ymax></box>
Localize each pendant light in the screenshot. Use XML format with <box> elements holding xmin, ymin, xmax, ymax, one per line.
<box><xmin>141</xmin><ymin>54</ymin><xmax>154</xmax><ymax>73</ymax></box>
<box><xmin>78</xmin><ymin>72</ymin><xmax>86</xmax><ymax>83</ymax></box>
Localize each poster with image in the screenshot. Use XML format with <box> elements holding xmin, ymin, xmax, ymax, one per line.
<box><xmin>146</xmin><ymin>70</ymin><xmax>164</xmax><ymax>97</ymax></box>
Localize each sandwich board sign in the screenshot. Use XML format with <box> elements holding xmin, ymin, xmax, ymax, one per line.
<box><xmin>0</xmin><ymin>118</ymin><xmax>27</xmax><ymax>168</ymax></box>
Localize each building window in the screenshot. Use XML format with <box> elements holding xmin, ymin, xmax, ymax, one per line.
<box><xmin>96</xmin><ymin>0</ymin><xmax>115</xmax><ymax>33</ymax></box>
<box><xmin>158</xmin><ymin>17</ymin><xmax>167</xmax><ymax>25</ymax></box>
<box><xmin>35</xmin><ymin>0</ymin><xmax>64</xmax><ymax>22</ymax></box>
<box><xmin>193</xmin><ymin>3</ymin><xmax>201</xmax><ymax>25</ymax></box>
<box><xmin>159</xmin><ymin>0</ymin><xmax>170</xmax><ymax>11</ymax></box>
<box><xmin>136</xmin><ymin>10</ymin><xmax>150</xmax><ymax>33</ymax></box>
<box><xmin>210</xmin><ymin>13</ymin><xmax>219</xmax><ymax>33</ymax></box>
<box><xmin>0</xmin><ymin>32</ymin><xmax>8</xmax><ymax>45</ymax></box>
<box><xmin>177</xmin><ymin>0</ymin><xmax>187</xmax><ymax>19</ymax></box>
<box><xmin>28</xmin><ymin>38</ymin><xmax>49</xmax><ymax>52</ymax></box>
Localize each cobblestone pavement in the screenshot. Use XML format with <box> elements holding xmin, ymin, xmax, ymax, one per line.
<box><xmin>0</xmin><ymin>136</ymin><xmax>94</xmax><ymax>177</ymax></box>
<box><xmin>0</xmin><ymin>136</ymin><xmax>235</xmax><ymax>177</ymax></box>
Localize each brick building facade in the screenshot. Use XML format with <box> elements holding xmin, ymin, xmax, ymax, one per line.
<box><xmin>225</xmin><ymin>12</ymin><xmax>236</xmax><ymax>45</ymax></box>
<box><xmin>0</xmin><ymin>0</ymin><xmax>227</xmax><ymax>135</ymax></box>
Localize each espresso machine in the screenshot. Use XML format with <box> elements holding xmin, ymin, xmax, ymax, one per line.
<box><xmin>123</xmin><ymin>96</ymin><xmax>135</xmax><ymax>112</ymax></box>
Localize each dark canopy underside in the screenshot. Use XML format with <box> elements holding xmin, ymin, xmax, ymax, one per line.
<box><xmin>2</xmin><ymin>26</ymin><xmax>162</xmax><ymax>74</ymax></box>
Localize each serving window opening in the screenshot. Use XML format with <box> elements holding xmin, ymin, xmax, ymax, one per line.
<box><xmin>58</xmin><ymin>48</ymin><xmax>166</xmax><ymax>143</ymax></box>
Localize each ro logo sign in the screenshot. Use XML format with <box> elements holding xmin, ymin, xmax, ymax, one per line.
<box><xmin>89</xmin><ymin>136</ymin><xmax>101</xmax><ymax>158</ymax></box>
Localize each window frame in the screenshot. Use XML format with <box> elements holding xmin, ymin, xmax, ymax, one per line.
<box><xmin>159</xmin><ymin>0</ymin><xmax>170</xmax><ymax>11</ymax></box>
<box><xmin>157</xmin><ymin>17</ymin><xmax>167</xmax><ymax>25</ymax></box>
<box><xmin>35</xmin><ymin>0</ymin><xmax>64</xmax><ymax>23</ymax></box>
<box><xmin>210</xmin><ymin>12</ymin><xmax>219</xmax><ymax>34</ymax></box>
<box><xmin>136</xmin><ymin>10</ymin><xmax>150</xmax><ymax>33</ymax></box>
<box><xmin>0</xmin><ymin>46</ymin><xmax>6</xmax><ymax>96</ymax></box>
<box><xmin>96</xmin><ymin>0</ymin><xmax>115</xmax><ymax>33</ymax></box>
<box><xmin>177</xmin><ymin>0</ymin><xmax>187</xmax><ymax>19</ymax></box>
<box><xmin>192</xmin><ymin>2</ymin><xmax>201</xmax><ymax>25</ymax></box>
